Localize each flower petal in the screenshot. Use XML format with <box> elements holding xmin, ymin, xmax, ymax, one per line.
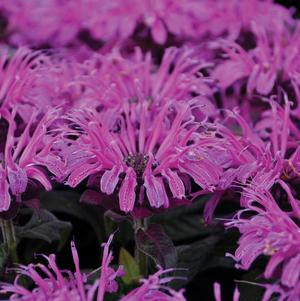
<box><xmin>144</xmin><ymin>174</ymin><xmax>169</xmax><ymax>208</ymax></box>
<box><xmin>100</xmin><ymin>165</ymin><xmax>123</xmax><ymax>195</ymax></box>
<box><xmin>151</xmin><ymin>19</ymin><xmax>167</xmax><ymax>44</ymax></box>
<box><xmin>7</xmin><ymin>166</ymin><xmax>28</xmax><ymax>195</ymax></box>
<box><xmin>162</xmin><ymin>169</ymin><xmax>185</xmax><ymax>199</ymax></box>
<box><xmin>119</xmin><ymin>168</ymin><xmax>136</xmax><ymax>213</ymax></box>
<box><xmin>67</xmin><ymin>163</ymin><xmax>101</xmax><ymax>187</ymax></box>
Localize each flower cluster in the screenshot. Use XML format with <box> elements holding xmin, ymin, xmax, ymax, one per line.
<box><xmin>0</xmin><ymin>0</ymin><xmax>293</xmax><ymax>47</ymax></box>
<box><xmin>0</xmin><ymin>235</ymin><xmax>186</xmax><ymax>301</ymax></box>
<box><xmin>0</xmin><ymin>1</ymin><xmax>300</xmax><ymax>301</ymax></box>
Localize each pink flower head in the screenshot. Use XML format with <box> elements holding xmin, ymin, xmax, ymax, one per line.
<box><xmin>52</xmin><ymin>47</ymin><xmax>226</xmax><ymax>213</ymax></box>
<box><xmin>214</xmin><ymin>107</ymin><xmax>283</xmax><ymax>191</ymax></box>
<box><xmin>121</xmin><ymin>268</ymin><xmax>186</xmax><ymax>301</ymax></box>
<box><xmin>0</xmin><ymin>0</ymin><xmax>293</xmax><ymax>47</ymax></box>
<box><xmin>70</xmin><ymin>47</ymin><xmax>214</xmax><ymax>114</ymax></box>
<box><xmin>96</xmin><ymin>234</ymin><xmax>125</xmax><ymax>300</ymax></box>
<box><xmin>202</xmin><ymin>106</ymin><xmax>284</xmax><ymax>222</ymax></box>
<box><xmin>30</xmin><ymin>52</ymin><xmax>96</xmax><ymax>112</ymax></box>
<box><xmin>0</xmin><ymin>234</ymin><xmax>188</xmax><ymax>301</ymax></box>
<box><xmin>205</xmin><ymin>0</ymin><xmax>293</xmax><ymax>41</ymax></box>
<box><xmin>0</xmin><ymin>48</ymin><xmax>45</xmax><ymax>121</ymax></box>
<box><xmin>61</xmin><ymin>101</ymin><xmax>225</xmax><ymax>213</ymax></box>
<box><xmin>0</xmin><ymin>47</ymin><xmax>87</xmax><ymax>122</ymax></box>
<box><xmin>139</xmin><ymin>0</ymin><xmax>211</xmax><ymax>44</ymax></box>
<box><xmin>0</xmin><ymin>234</ymin><xmax>124</xmax><ymax>301</ymax></box>
<box><xmin>0</xmin><ymin>108</ymin><xmax>60</xmax><ymax>211</ymax></box>
<box><xmin>211</xmin><ymin>22</ymin><xmax>300</xmax><ymax>97</ymax></box>
<box><xmin>226</xmin><ymin>184</ymin><xmax>300</xmax><ymax>296</ymax></box>
<box><xmin>253</xmin><ymin>95</ymin><xmax>300</xmax><ymax>181</ymax></box>
<box><xmin>1</xmin><ymin>0</ymin><xmax>84</xmax><ymax>47</ymax></box>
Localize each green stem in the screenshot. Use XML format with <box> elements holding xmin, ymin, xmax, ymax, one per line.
<box><xmin>134</xmin><ymin>218</ymin><xmax>148</xmax><ymax>277</ymax></box>
<box><xmin>0</xmin><ymin>219</ymin><xmax>18</xmax><ymax>264</ymax></box>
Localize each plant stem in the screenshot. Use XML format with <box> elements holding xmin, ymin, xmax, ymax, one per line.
<box><xmin>134</xmin><ymin>217</ymin><xmax>148</xmax><ymax>277</ymax></box>
<box><xmin>0</xmin><ymin>219</ymin><xmax>18</xmax><ymax>264</ymax></box>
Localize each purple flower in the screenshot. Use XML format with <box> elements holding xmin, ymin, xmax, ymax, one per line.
<box><xmin>205</xmin><ymin>0</ymin><xmax>293</xmax><ymax>41</ymax></box>
<box><xmin>61</xmin><ymin>102</ymin><xmax>225</xmax><ymax>213</ymax></box>
<box><xmin>215</xmin><ymin>109</ymin><xmax>272</xmax><ymax>184</ymax></box>
<box><xmin>72</xmin><ymin>47</ymin><xmax>213</xmax><ymax>112</ymax></box>
<box><xmin>1</xmin><ymin>0</ymin><xmax>84</xmax><ymax>47</ymax></box>
<box><xmin>96</xmin><ymin>234</ymin><xmax>125</xmax><ymax>300</ymax></box>
<box><xmin>201</xmin><ymin>105</ymin><xmax>285</xmax><ymax>222</ymax></box>
<box><xmin>226</xmin><ymin>184</ymin><xmax>300</xmax><ymax>296</ymax></box>
<box><xmin>51</xmin><ymin>48</ymin><xmax>228</xmax><ymax>213</ymax></box>
<box><xmin>30</xmin><ymin>53</ymin><xmax>93</xmax><ymax>112</ymax></box>
<box><xmin>0</xmin><ymin>109</ymin><xmax>58</xmax><ymax>211</ymax></box>
<box><xmin>84</xmin><ymin>0</ymin><xmax>293</xmax><ymax>46</ymax></box>
<box><xmin>0</xmin><ymin>48</ymin><xmax>45</xmax><ymax>121</ymax></box>
<box><xmin>0</xmin><ymin>234</ymin><xmax>124</xmax><ymax>301</ymax></box>
<box><xmin>0</xmin><ymin>234</ymin><xmax>187</xmax><ymax>301</ymax></box>
<box><xmin>121</xmin><ymin>268</ymin><xmax>186</xmax><ymax>301</ymax></box>
<box><xmin>211</xmin><ymin>22</ymin><xmax>300</xmax><ymax>97</ymax></box>
<box><xmin>2</xmin><ymin>0</ymin><xmax>292</xmax><ymax>47</ymax></box>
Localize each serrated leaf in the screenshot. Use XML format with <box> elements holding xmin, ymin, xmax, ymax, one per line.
<box><xmin>135</xmin><ymin>223</ymin><xmax>177</xmax><ymax>269</ymax></box>
<box><xmin>16</xmin><ymin>209</ymin><xmax>72</xmax><ymax>247</ymax></box>
<box><xmin>119</xmin><ymin>248</ymin><xmax>140</xmax><ymax>285</ymax></box>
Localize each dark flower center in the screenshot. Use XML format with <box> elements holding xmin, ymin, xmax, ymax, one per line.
<box><xmin>124</xmin><ymin>153</ymin><xmax>149</xmax><ymax>177</ymax></box>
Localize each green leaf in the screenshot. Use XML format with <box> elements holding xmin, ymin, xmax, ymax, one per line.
<box><xmin>0</xmin><ymin>244</ymin><xmax>7</xmax><ymax>272</ymax></box>
<box><xmin>40</xmin><ymin>190</ymin><xmax>105</xmax><ymax>242</ymax></box>
<box><xmin>16</xmin><ymin>209</ymin><xmax>72</xmax><ymax>248</ymax></box>
<box><xmin>151</xmin><ymin>196</ymin><xmax>220</xmax><ymax>242</ymax></box>
<box><xmin>119</xmin><ymin>248</ymin><xmax>140</xmax><ymax>285</ymax></box>
<box><xmin>174</xmin><ymin>236</ymin><xmax>220</xmax><ymax>285</ymax></box>
<box><xmin>135</xmin><ymin>223</ymin><xmax>177</xmax><ymax>269</ymax></box>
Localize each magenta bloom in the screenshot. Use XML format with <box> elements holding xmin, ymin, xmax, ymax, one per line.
<box><xmin>254</xmin><ymin>97</ymin><xmax>294</xmax><ymax>157</ymax></box>
<box><xmin>227</xmin><ymin>184</ymin><xmax>300</xmax><ymax>297</ymax></box>
<box><xmin>51</xmin><ymin>47</ymin><xmax>227</xmax><ymax>213</ymax></box>
<box><xmin>121</xmin><ymin>268</ymin><xmax>186</xmax><ymax>301</ymax></box>
<box><xmin>201</xmin><ymin>105</ymin><xmax>285</xmax><ymax>222</ymax></box>
<box><xmin>214</xmin><ymin>107</ymin><xmax>284</xmax><ymax>188</ymax></box>
<box><xmin>0</xmin><ymin>0</ymin><xmax>83</xmax><ymax>47</ymax></box>
<box><xmin>0</xmin><ymin>234</ymin><xmax>124</xmax><ymax>301</ymax></box>
<box><xmin>70</xmin><ymin>47</ymin><xmax>213</xmax><ymax>113</ymax></box>
<box><xmin>1</xmin><ymin>0</ymin><xmax>292</xmax><ymax>47</ymax></box>
<box><xmin>61</xmin><ymin>102</ymin><xmax>225</xmax><ymax>213</ymax></box>
<box><xmin>205</xmin><ymin>0</ymin><xmax>293</xmax><ymax>41</ymax></box>
<box><xmin>84</xmin><ymin>0</ymin><xmax>293</xmax><ymax>46</ymax></box>
<box><xmin>0</xmin><ymin>48</ymin><xmax>44</xmax><ymax>120</ymax></box>
<box><xmin>96</xmin><ymin>235</ymin><xmax>125</xmax><ymax>300</ymax></box>
<box><xmin>211</xmin><ymin>23</ymin><xmax>300</xmax><ymax>97</ymax></box>
<box><xmin>0</xmin><ymin>234</ymin><xmax>187</xmax><ymax>301</ymax></box>
<box><xmin>0</xmin><ymin>109</ymin><xmax>59</xmax><ymax>211</ymax></box>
